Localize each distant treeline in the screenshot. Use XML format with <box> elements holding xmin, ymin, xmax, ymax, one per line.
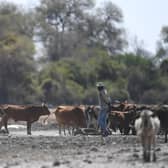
<box><xmin>0</xmin><ymin>0</ymin><xmax>168</xmax><ymax>105</ymax></box>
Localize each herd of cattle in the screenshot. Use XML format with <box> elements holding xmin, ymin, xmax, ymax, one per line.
<box><xmin>0</xmin><ymin>102</ymin><xmax>168</xmax><ymax>143</ymax></box>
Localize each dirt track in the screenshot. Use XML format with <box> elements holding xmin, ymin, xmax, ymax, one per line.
<box><xmin>0</xmin><ymin>125</ymin><xmax>168</xmax><ymax>168</ymax></box>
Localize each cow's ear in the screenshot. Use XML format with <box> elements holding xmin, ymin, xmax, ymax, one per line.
<box><xmin>42</xmin><ymin>102</ymin><xmax>45</xmax><ymax>107</ymax></box>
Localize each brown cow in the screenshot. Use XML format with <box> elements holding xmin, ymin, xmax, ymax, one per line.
<box><xmin>109</xmin><ymin>110</ymin><xmax>137</xmax><ymax>135</ymax></box>
<box><xmin>0</xmin><ymin>104</ymin><xmax>50</xmax><ymax>135</ymax></box>
<box><xmin>54</xmin><ymin>105</ymin><xmax>87</xmax><ymax>135</ymax></box>
<box><xmin>108</xmin><ymin>111</ymin><xmax>126</xmax><ymax>133</ymax></box>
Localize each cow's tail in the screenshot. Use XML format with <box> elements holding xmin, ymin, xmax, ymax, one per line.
<box><xmin>43</xmin><ymin>115</ymin><xmax>50</xmax><ymax>125</ymax></box>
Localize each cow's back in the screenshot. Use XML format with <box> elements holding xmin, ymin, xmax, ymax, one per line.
<box><xmin>4</xmin><ymin>105</ymin><xmax>29</xmax><ymax>121</ymax></box>
<box><xmin>3</xmin><ymin>104</ymin><xmax>50</xmax><ymax>122</ymax></box>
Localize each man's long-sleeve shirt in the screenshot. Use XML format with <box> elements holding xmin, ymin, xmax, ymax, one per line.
<box><xmin>97</xmin><ymin>89</ymin><xmax>111</xmax><ymax>109</ymax></box>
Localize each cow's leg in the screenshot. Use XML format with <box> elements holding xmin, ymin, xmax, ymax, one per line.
<box><xmin>72</xmin><ymin>127</ymin><xmax>75</xmax><ymax>135</ymax></box>
<box><xmin>146</xmin><ymin>137</ymin><xmax>151</xmax><ymax>162</ymax></box>
<box><xmin>124</xmin><ymin>127</ymin><xmax>130</xmax><ymax>135</ymax></box>
<box><xmin>4</xmin><ymin>118</ymin><xmax>9</xmax><ymax>134</ymax></box>
<box><xmin>0</xmin><ymin>114</ymin><xmax>6</xmax><ymax>130</ymax></box>
<box><xmin>119</xmin><ymin>126</ymin><xmax>123</xmax><ymax>134</ymax></box>
<box><xmin>71</xmin><ymin>126</ymin><xmax>74</xmax><ymax>135</ymax></box>
<box><xmin>142</xmin><ymin>140</ymin><xmax>146</xmax><ymax>161</ymax></box>
<box><xmin>59</xmin><ymin>124</ymin><xmax>61</xmax><ymax>135</ymax></box>
<box><xmin>165</xmin><ymin>130</ymin><xmax>168</xmax><ymax>143</ymax></box>
<box><xmin>142</xmin><ymin>136</ymin><xmax>147</xmax><ymax>162</ymax></box>
<box><xmin>0</xmin><ymin>119</ymin><xmax>3</xmax><ymax>130</ymax></box>
<box><xmin>63</xmin><ymin>125</ymin><xmax>66</xmax><ymax>136</ymax></box>
<box><xmin>68</xmin><ymin>126</ymin><xmax>71</xmax><ymax>135</ymax></box>
<box><xmin>27</xmin><ymin>122</ymin><xmax>32</xmax><ymax>135</ymax></box>
<box><xmin>143</xmin><ymin>138</ymin><xmax>148</xmax><ymax>162</ymax></box>
<box><xmin>131</xmin><ymin>127</ymin><xmax>136</xmax><ymax>135</ymax></box>
<box><xmin>152</xmin><ymin>136</ymin><xmax>156</xmax><ymax>162</ymax></box>
<box><xmin>0</xmin><ymin>115</ymin><xmax>9</xmax><ymax>134</ymax></box>
<box><xmin>71</xmin><ymin>126</ymin><xmax>73</xmax><ymax>135</ymax></box>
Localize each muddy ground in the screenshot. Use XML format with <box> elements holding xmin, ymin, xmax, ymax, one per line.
<box><xmin>0</xmin><ymin>122</ymin><xmax>168</xmax><ymax>168</ymax></box>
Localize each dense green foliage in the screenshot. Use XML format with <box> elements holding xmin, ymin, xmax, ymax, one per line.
<box><xmin>0</xmin><ymin>3</ymin><xmax>39</xmax><ymax>104</ymax></box>
<box><xmin>0</xmin><ymin>1</ymin><xmax>168</xmax><ymax>105</ymax></box>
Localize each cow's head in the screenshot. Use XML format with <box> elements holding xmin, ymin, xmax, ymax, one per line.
<box><xmin>41</xmin><ymin>103</ymin><xmax>50</xmax><ymax>115</ymax></box>
<box><xmin>85</xmin><ymin>105</ymin><xmax>99</xmax><ymax>129</ymax></box>
<box><xmin>140</xmin><ymin>110</ymin><xmax>153</xmax><ymax>127</ymax></box>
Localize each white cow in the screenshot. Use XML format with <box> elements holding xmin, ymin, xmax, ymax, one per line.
<box><xmin>135</xmin><ymin>110</ymin><xmax>160</xmax><ymax>162</ymax></box>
